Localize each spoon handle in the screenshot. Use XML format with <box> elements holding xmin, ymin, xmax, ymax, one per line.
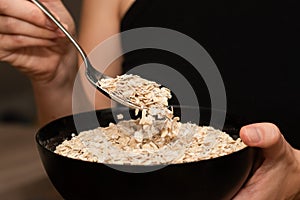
<box><xmin>30</xmin><ymin>0</ymin><xmax>87</xmax><ymax>60</ymax></box>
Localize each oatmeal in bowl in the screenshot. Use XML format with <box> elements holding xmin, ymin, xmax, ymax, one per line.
<box><xmin>54</xmin><ymin>112</ymin><xmax>246</xmax><ymax>166</ymax></box>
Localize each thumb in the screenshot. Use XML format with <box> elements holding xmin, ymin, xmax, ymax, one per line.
<box><xmin>240</xmin><ymin>123</ymin><xmax>286</xmax><ymax>160</ymax></box>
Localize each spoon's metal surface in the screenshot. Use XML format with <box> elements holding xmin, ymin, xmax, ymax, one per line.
<box><xmin>31</xmin><ymin>0</ymin><xmax>140</xmax><ymax>109</ymax></box>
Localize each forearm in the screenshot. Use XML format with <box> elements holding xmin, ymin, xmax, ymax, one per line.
<box><xmin>31</xmin><ymin>75</ymin><xmax>74</xmax><ymax>126</ymax></box>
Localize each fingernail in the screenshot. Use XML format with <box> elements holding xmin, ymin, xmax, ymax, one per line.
<box><xmin>245</xmin><ymin>127</ymin><xmax>261</xmax><ymax>143</ymax></box>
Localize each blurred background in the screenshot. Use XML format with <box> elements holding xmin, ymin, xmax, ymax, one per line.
<box><xmin>0</xmin><ymin>1</ymin><xmax>82</xmax><ymax>199</ymax></box>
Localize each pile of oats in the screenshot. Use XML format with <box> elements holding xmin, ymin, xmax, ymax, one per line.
<box><xmin>98</xmin><ymin>74</ymin><xmax>173</xmax><ymax>118</ymax></box>
<box><xmin>54</xmin><ymin>118</ymin><xmax>246</xmax><ymax>165</ymax></box>
<box><xmin>55</xmin><ymin>74</ymin><xmax>246</xmax><ymax>165</ymax></box>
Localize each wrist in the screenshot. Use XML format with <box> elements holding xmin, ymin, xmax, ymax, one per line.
<box><xmin>31</xmin><ymin>53</ymin><xmax>78</xmax><ymax>126</ymax></box>
<box><xmin>32</xmin><ymin>79</ymin><xmax>74</xmax><ymax>126</ymax></box>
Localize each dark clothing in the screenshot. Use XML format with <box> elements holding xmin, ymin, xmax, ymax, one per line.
<box><xmin>120</xmin><ymin>0</ymin><xmax>300</xmax><ymax>148</ymax></box>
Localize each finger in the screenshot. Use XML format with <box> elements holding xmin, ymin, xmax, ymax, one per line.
<box><xmin>240</xmin><ymin>123</ymin><xmax>286</xmax><ymax>160</ymax></box>
<box><xmin>0</xmin><ymin>0</ymin><xmax>57</xmax><ymax>30</ymax></box>
<box><xmin>0</xmin><ymin>15</ymin><xmax>59</xmax><ymax>39</ymax></box>
<box><xmin>0</xmin><ymin>34</ymin><xmax>57</xmax><ymax>51</ymax></box>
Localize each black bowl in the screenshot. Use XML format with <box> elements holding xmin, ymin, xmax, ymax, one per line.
<box><xmin>36</xmin><ymin>107</ymin><xmax>256</xmax><ymax>200</ymax></box>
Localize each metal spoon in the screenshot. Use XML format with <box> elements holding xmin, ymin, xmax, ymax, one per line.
<box><xmin>30</xmin><ymin>0</ymin><xmax>141</xmax><ymax>109</ymax></box>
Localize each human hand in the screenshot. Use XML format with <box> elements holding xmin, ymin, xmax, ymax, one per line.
<box><xmin>0</xmin><ymin>0</ymin><xmax>77</xmax><ymax>84</ymax></box>
<box><xmin>0</xmin><ymin>0</ymin><xmax>79</xmax><ymax>124</ymax></box>
<box><xmin>233</xmin><ymin>123</ymin><xmax>300</xmax><ymax>200</ymax></box>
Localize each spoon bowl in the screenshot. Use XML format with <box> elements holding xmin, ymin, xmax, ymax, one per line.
<box><xmin>31</xmin><ymin>0</ymin><xmax>141</xmax><ymax>109</ymax></box>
